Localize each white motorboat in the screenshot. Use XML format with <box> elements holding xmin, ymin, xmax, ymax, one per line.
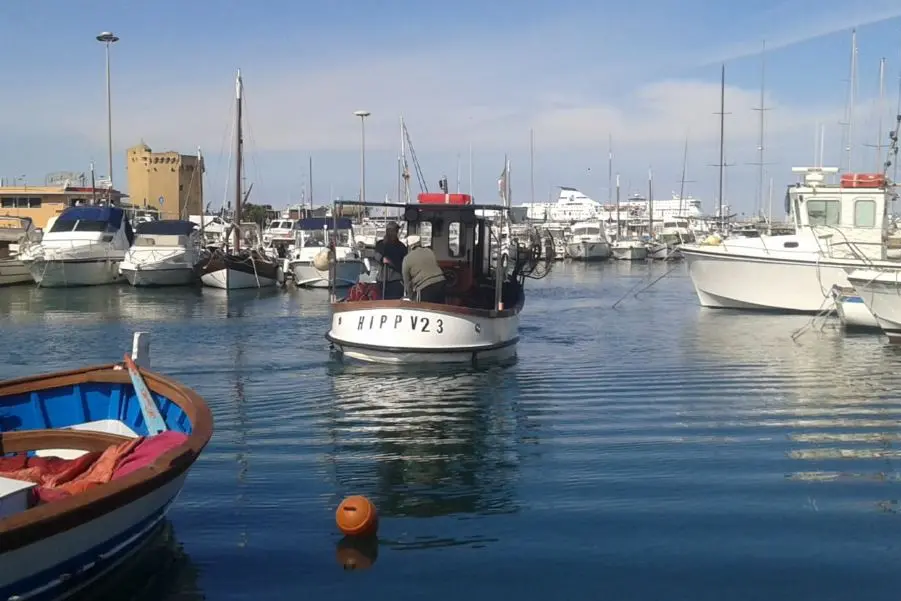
<box><xmin>0</xmin><ymin>216</ymin><xmax>41</xmax><ymax>286</ymax></box>
<box><xmin>565</xmin><ymin>222</ymin><xmax>611</xmax><ymax>260</ymax></box>
<box><xmin>611</xmin><ymin>239</ymin><xmax>649</xmax><ymax>261</ymax></box>
<box><xmin>285</xmin><ymin>217</ymin><xmax>363</xmax><ymax>288</ymax></box>
<box><xmin>120</xmin><ymin>220</ymin><xmax>202</xmax><ymax>287</ymax></box>
<box><xmin>680</xmin><ymin>167</ymin><xmax>895</xmax><ymax>312</ymax></box>
<box><xmin>18</xmin><ymin>206</ymin><xmax>134</xmax><ymax>288</ymax></box>
<box><xmin>327</xmin><ymin>192</ymin><xmax>553</xmax><ymax>365</ymax></box>
<box><xmin>830</xmin><ymin>284</ymin><xmax>879</xmax><ymax>330</ymax></box>
<box><xmin>844</xmin><ymin>268</ymin><xmax>901</xmax><ymax>340</ymax></box>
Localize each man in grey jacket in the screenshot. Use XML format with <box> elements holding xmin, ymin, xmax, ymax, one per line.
<box><xmin>402</xmin><ymin>235</ymin><xmax>446</xmax><ymax>303</ymax></box>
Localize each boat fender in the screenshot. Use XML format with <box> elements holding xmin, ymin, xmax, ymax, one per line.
<box><xmin>276</xmin><ymin>265</ymin><xmax>286</xmax><ymax>285</ymax></box>
<box><xmin>313</xmin><ymin>250</ymin><xmax>330</xmax><ymax>271</ymax></box>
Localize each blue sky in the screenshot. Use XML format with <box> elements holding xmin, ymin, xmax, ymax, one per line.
<box><xmin>1</xmin><ymin>0</ymin><xmax>901</xmax><ymax>216</ymax></box>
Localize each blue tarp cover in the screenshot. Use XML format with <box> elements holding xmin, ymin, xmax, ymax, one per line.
<box><xmin>294</xmin><ymin>217</ymin><xmax>353</xmax><ymax>230</ymax></box>
<box><xmin>136</xmin><ymin>220</ymin><xmax>198</xmax><ymax>236</ymax></box>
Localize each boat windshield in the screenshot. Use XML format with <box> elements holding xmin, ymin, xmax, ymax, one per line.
<box><xmin>572</xmin><ymin>227</ymin><xmax>601</xmax><ymax>236</ymax></box>
<box><xmin>299</xmin><ymin>229</ymin><xmax>352</xmax><ymax>247</ymax></box>
<box><xmin>49</xmin><ymin>219</ymin><xmax>118</xmax><ymax>234</ymax></box>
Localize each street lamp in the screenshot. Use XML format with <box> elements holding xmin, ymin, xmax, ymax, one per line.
<box><xmin>353</xmin><ymin>110</ymin><xmax>370</xmax><ymax>202</ymax></box>
<box><xmin>96</xmin><ymin>31</ymin><xmax>119</xmax><ymax>190</ymax></box>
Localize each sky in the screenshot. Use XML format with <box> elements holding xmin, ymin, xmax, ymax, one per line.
<box><xmin>1</xmin><ymin>0</ymin><xmax>901</xmax><ymax>217</ymax></box>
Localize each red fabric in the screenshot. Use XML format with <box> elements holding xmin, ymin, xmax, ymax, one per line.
<box><xmin>347</xmin><ymin>282</ymin><xmax>381</xmax><ymax>302</ymax></box>
<box><xmin>0</xmin><ymin>431</ymin><xmax>190</xmax><ymax>505</ymax></box>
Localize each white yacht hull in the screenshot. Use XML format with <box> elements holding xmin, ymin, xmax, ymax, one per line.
<box><xmin>682</xmin><ymin>248</ymin><xmax>851</xmax><ymax>312</ymax></box>
<box><xmin>327</xmin><ymin>304</ymin><xmax>520</xmax><ymax>365</ymax></box>
<box><xmin>846</xmin><ymin>270</ymin><xmax>901</xmax><ymax>340</ymax></box>
<box><xmin>612</xmin><ymin>244</ymin><xmax>649</xmax><ymax>261</ymax></box>
<box><xmin>27</xmin><ymin>258</ymin><xmax>123</xmax><ymax>288</ymax></box>
<box><xmin>122</xmin><ymin>266</ymin><xmax>196</xmax><ymax>287</ymax></box>
<box><xmin>565</xmin><ymin>241</ymin><xmax>611</xmax><ymax>261</ymax></box>
<box><xmin>291</xmin><ymin>261</ymin><xmax>361</xmax><ymax>288</ymax></box>
<box><xmin>0</xmin><ymin>258</ymin><xmax>33</xmax><ymax>286</ymax></box>
<box><xmin>647</xmin><ymin>244</ymin><xmax>670</xmax><ymax>260</ymax></box>
<box><xmin>200</xmin><ymin>268</ymin><xmax>277</xmax><ymax>290</ymax></box>
<box><xmin>831</xmin><ymin>286</ymin><xmax>879</xmax><ymax>329</ymax></box>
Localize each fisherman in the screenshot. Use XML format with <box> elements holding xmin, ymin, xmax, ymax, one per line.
<box><xmin>374</xmin><ymin>221</ymin><xmax>407</xmax><ymax>299</ymax></box>
<box><xmin>402</xmin><ymin>235</ymin><xmax>446</xmax><ymax>303</ymax></box>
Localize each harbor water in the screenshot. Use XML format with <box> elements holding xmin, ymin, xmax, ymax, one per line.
<box><xmin>2</xmin><ymin>261</ymin><xmax>901</xmax><ymax>600</ymax></box>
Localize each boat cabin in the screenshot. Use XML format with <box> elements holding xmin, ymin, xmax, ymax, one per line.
<box><xmin>45</xmin><ymin>206</ymin><xmax>134</xmax><ymax>246</ymax></box>
<box><xmin>0</xmin><ymin>216</ymin><xmax>38</xmax><ymax>259</ymax></box>
<box><xmin>294</xmin><ymin>217</ymin><xmax>355</xmax><ymax>249</ymax></box>
<box><xmin>783</xmin><ymin>167</ymin><xmax>895</xmax><ymax>259</ymax></box>
<box><xmin>133</xmin><ymin>219</ymin><xmax>200</xmax><ymax>249</ymax></box>
<box><xmin>339</xmin><ymin>193</ymin><xmax>523</xmax><ymax>309</ymax></box>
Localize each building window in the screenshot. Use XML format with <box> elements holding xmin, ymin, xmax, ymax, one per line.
<box><xmin>179</xmin><ymin>184</ymin><xmax>184</xmax><ymax>191</ymax></box>
<box><xmin>0</xmin><ymin>197</ymin><xmax>42</xmax><ymax>209</ymax></box>
<box><xmin>806</xmin><ymin>199</ymin><xmax>841</xmax><ymax>226</ymax></box>
<box><xmin>1</xmin><ymin>198</ymin><xmax>14</xmax><ymax>208</ymax></box>
<box><xmin>854</xmin><ymin>198</ymin><xmax>877</xmax><ymax>228</ymax></box>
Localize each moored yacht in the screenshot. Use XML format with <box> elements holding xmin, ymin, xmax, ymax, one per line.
<box><xmin>120</xmin><ymin>220</ymin><xmax>202</xmax><ymax>287</ymax></box>
<box><xmin>611</xmin><ymin>239</ymin><xmax>649</xmax><ymax>261</ymax></box>
<box><xmin>285</xmin><ymin>217</ymin><xmax>363</xmax><ymax>288</ymax></box>
<box><xmin>0</xmin><ymin>216</ymin><xmax>41</xmax><ymax>286</ymax></box>
<box><xmin>565</xmin><ymin>221</ymin><xmax>611</xmax><ymax>260</ymax></box>
<box><xmin>680</xmin><ymin>167</ymin><xmax>896</xmax><ymax>312</ymax></box>
<box><xmin>18</xmin><ymin>205</ymin><xmax>134</xmax><ymax>287</ymax></box>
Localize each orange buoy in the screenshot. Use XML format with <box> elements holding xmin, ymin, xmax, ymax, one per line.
<box><xmin>336</xmin><ymin>495</ymin><xmax>378</xmax><ymax>537</ymax></box>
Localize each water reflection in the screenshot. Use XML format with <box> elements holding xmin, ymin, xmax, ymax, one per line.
<box><xmin>324</xmin><ymin>366</ymin><xmax>528</xmax><ymax>520</ymax></box>
<box><xmin>73</xmin><ymin>521</ymin><xmax>202</xmax><ymax>601</ymax></box>
<box><xmin>0</xmin><ymin>285</ymin><xmax>127</xmax><ymax>323</ymax></box>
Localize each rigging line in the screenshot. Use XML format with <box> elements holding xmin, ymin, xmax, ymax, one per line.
<box><xmin>611</xmin><ymin>273</ymin><xmax>653</xmax><ymax>310</ymax></box>
<box><xmin>215</xmin><ymin>94</ymin><xmax>236</xmax><ymax>213</ymax></box>
<box><xmin>633</xmin><ymin>264</ymin><xmax>680</xmax><ymax>299</ymax></box>
<box><xmin>238</xmin><ymin>86</ymin><xmax>265</xmax><ymax>196</ymax></box>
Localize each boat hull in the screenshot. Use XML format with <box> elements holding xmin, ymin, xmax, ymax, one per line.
<box><xmin>612</xmin><ymin>245</ymin><xmax>649</xmax><ymax>261</ymax></box>
<box><xmin>0</xmin><ymin>474</ymin><xmax>185</xmax><ymax>601</ymax></box>
<box><xmin>26</xmin><ymin>258</ymin><xmax>123</xmax><ymax>288</ymax></box>
<box><xmin>847</xmin><ymin>270</ymin><xmax>901</xmax><ymax>340</ymax></box>
<box><xmin>565</xmin><ymin>241</ymin><xmax>611</xmax><ymax>261</ymax></box>
<box><xmin>831</xmin><ymin>286</ymin><xmax>879</xmax><ymax>329</ymax></box>
<box><xmin>327</xmin><ymin>303</ymin><xmax>520</xmax><ymax>365</ymax></box>
<box><xmin>196</xmin><ymin>251</ymin><xmax>278</xmax><ymax>290</ymax></box>
<box><xmin>291</xmin><ymin>261</ymin><xmax>361</xmax><ymax>288</ymax></box>
<box><xmin>681</xmin><ymin>247</ymin><xmax>852</xmax><ymax>312</ymax></box>
<box><xmin>0</xmin><ymin>258</ymin><xmax>33</xmax><ymax>286</ymax></box>
<box><xmin>122</xmin><ymin>266</ymin><xmax>196</xmax><ymax>287</ymax></box>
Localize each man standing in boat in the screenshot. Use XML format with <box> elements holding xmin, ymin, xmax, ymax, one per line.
<box><xmin>374</xmin><ymin>221</ymin><xmax>407</xmax><ymax>299</ymax></box>
<box><xmin>402</xmin><ymin>235</ymin><xmax>446</xmax><ymax>303</ymax></box>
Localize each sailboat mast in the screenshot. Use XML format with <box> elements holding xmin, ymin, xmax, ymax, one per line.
<box><xmin>718</xmin><ymin>64</ymin><xmax>726</xmax><ymax>233</ymax></box>
<box><xmin>877</xmin><ymin>57</ymin><xmax>886</xmax><ymax>171</ymax></box>
<box><xmin>234</xmin><ymin>69</ymin><xmax>243</xmax><ymax>252</ymax></box>
<box><xmin>309</xmin><ymin>155</ymin><xmax>314</xmax><ymax>211</ymax></box>
<box><xmin>756</xmin><ymin>41</ymin><xmax>766</xmax><ymax>217</ymax></box>
<box><xmin>529</xmin><ymin>128</ymin><xmax>535</xmax><ymax>204</ymax></box>
<box><xmin>647</xmin><ymin>167</ymin><xmax>654</xmax><ymax>237</ymax></box>
<box><xmin>607</xmin><ymin>134</ymin><xmax>613</xmax><ymax>205</ymax></box>
<box><xmin>615</xmin><ymin>173</ymin><xmax>621</xmax><ymax>239</ymax></box>
<box><xmin>845</xmin><ymin>29</ymin><xmax>858</xmax><ymax>173</ymax></box>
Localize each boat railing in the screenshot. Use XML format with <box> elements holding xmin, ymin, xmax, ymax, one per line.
<box><xmin>26</xmin><ymin>238</ymin><xmax>123</xmax><ymax>261</ymax></box>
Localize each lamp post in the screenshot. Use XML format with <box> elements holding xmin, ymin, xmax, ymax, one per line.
<box><xmin>353</xmin><ymin>110</ymin><xmax>370</xmax><ymax>202</ymax></box>
<box><xmin>96</xmin><ymin>31</ymin><xmax>119</xmax><ymax>191</ymax></box>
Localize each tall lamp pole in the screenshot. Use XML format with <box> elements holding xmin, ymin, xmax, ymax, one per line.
<box><xmin>96</xmin><ymin>31</ymin><xmax>119</xmax><ymax>193</ymax></box>
<box><xmin>353</xmin><ymin>110</ymin><xmax>370</xmax><ymax>202</ymax></box>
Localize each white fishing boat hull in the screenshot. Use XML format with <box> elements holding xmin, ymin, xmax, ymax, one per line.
<box><xmin>291</xmin><ymin>260</ymin><xmax>361</xmax><ymax>288</ymax></box>
<box><xmin>612</xmin><ymin>243</ymin><xmax>649</xmax><ymax>261</ymax></box>
<box><xmin>200</xmin><ymin>268</ymin><xmax>277</xmax><ymax>290</ymax></box>
<box><xmin>681</xmin><ymin>247</ymin><xmax>856</xmax><ymax>312</ymax></box>
<box><xmin>647</xmin><ymin>243</ymin><xmax>670</xmax><ymax>260</ymax></box>
<box><xmin>831</xmin><ymin>285</ymin><xmax>879</xmax><ymax>329</ymax></box>
<box><xmin>0</xmin><ymin>258</ymin><xmax>33</xmax><ymax>286</ymax></box>
<box><xmin>846</xmin><ymin>269</ymin><xmax>901</xmax><ymax>340</ymax></box>
<box><xmin>26</xmin><ymin>258</ymin><xmax>123</xmax><ymax>288</ymax></box>
<box><xmin>565</xmin><ymin>241</ymin><xmax>611</xmax><ymax>261</ymax></box>
<box><xmin>0</xmin><ymin>473</ymin><xmax>186</xmax><ymax>601</ymax></box>
<box><xmin>327</xmin><ymin>303</ymin><xmax>520</xmax><ymax>365</ymax></box>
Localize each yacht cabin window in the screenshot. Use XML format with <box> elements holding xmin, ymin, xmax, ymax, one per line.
<box><xmin>853</xmin><ymin>198</ymin><xmax>877</xmax><ymax>228</ymax></box>
<box><xmin>806</xmin><ymin>198</ymin><xmax>841</xmax><ymax>226</ymax></box>
<box><xmin>448</xmin><ymin>221</ymin><xmax>464</xmax><ymax>258</ymax></box>
<box><xmin>572</xmin><ymin>226</ymin><xmax>601</xmax><ymax>236</ymax></box>
<box><xmin>49</xmin><ymin>219</ymin><xmax>117</xmax><ymax>234</ymax></box>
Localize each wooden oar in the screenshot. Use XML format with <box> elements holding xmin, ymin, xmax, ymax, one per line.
<box><xmin>123</xmin><ymin>353</ymin><xmax>167</xmax><ymax>435</ymax></box>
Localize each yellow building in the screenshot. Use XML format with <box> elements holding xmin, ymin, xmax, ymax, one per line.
<box><xmin>0</xmin><ymin>185</ymin><xmax>127</xmax><ymax>229</ymax></box>
<box><xmin>126</xmin><ymin>142</ymin><xmax>203</xmax><ymax>220</ymax></box>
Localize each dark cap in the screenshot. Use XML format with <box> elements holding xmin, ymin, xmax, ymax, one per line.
<box><xmin>386</xmin><ymin>221</ymin><xmax>400</xmax><ymax>231</ymax></box>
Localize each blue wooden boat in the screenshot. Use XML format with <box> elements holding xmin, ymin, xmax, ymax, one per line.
<box><xmin>0</xmin><ymin>334</ymin><xmax>213</xmax><ymax>601</ymax></box>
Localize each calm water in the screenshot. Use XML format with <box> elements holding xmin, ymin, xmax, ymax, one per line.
<box><xmin>3</xmin><ymin>261</ymin><xmax>901</xmax><ymax>600</ymax></box>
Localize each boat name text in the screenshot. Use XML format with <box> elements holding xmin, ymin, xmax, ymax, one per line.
<box><xmin>357</xmin><ymin>314</ymin><xmax>444</xmax><ymax>333</ymax></box>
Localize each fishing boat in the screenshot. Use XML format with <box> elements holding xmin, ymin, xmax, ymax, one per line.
<box><xmin>0</xmin><ymin>216</ymin><xmax>41</xmax><ymax>286</ymax></box>
<box><xmin>194</xmin><ymin>70</ymin><xmax>279</xmax><ymax>290</ymax></box>
<box><xmin>565</xmin><ymin>221</ymin><xmax>611</xmax><ymax>261</ymax></box>
<box><xmin>0</xmin><ymin>332</ymin><xmax>213</xmax><ymax>601</ymax></box>
<box><xmin>326</xmin><ymin>191</ymin><xmax>554</xmax><ymax>364</ymax></box>
<box><xmin>120</xmin><ymin>220</ymin><xmax>202</xmax><ymax>287</ymax></box>
<box><xmin>285</xmin><ymin>217</ymin><xmax>363</xmax><ymax>288</ymax></box>
<box><xmin>18</xmin><ymin>206</ymin><xmax>135</xmax><ymax>288</ymax></box>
